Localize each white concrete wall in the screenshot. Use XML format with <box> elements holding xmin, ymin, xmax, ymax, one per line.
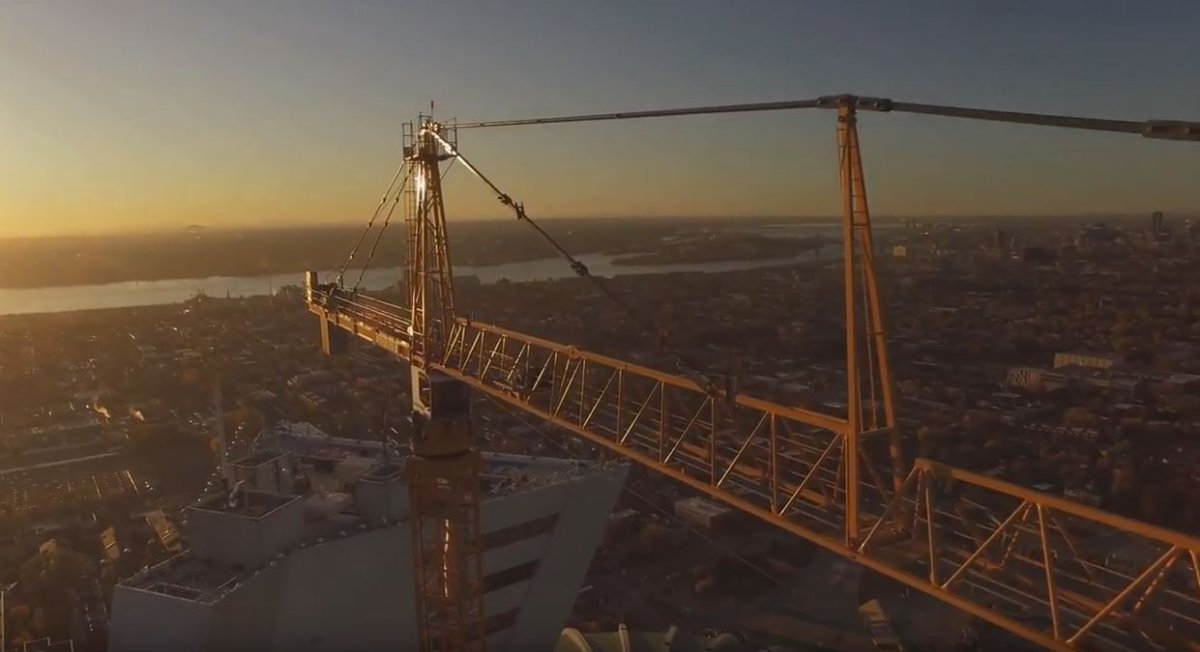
<box><xmin>113</xmin><ymin>527</ymin><xmax>421</xmax><ymax>652</ymax></box>
<box><xmin>108</xmin><ymin>586</ymin><xmax>213</xmax><ymax>652</ymax></box>
<box><xmin>265</xmin><ymin>526</ymin><xmax>417</xmax><ymax>652</ymax></box>
<box><xmin>502</xmin><ymin>465</ymin><xmax>629</xmax><ymax>652</ymax></box>
<box><xmin>257</xmin><ymin>499</ymin><xmax>305</xmax><ymax>565</ymax></box>
<box><xmin>187</xmin><ymin>508</ymin><xmax>262</xmax><ymax>568</ymax></box>
<box><xmin>354</xmin><ymin>474</ymin><xmax>409</xmax><ymax>524</ymax></box>
<box><xmin>208</xmin><ymin>563</ymin><xmax>287</xmax><ymax>652</ymax></box>
<box><xmin>481</xmin><ymin>480</ymin><xmax>564</xmax><ymax>532</ymax></box>
<box><xmin>140</xmin><ymin>527</ymin><xmax>420</xmax><ymax>652</ymax></box>
<box><xmin>186</xmin><ymin>497</ymin><xmax>304</xmax><ymax>569</ymax></box>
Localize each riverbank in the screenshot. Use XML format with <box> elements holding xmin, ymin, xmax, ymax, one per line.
<box><xmin>0</xmin><ymin>251</ymin><xmax>837</xmax><ymax>317</ymax></box>
<box><xmin>0</xmin><ymin>217</ymin><xmax>823</xmax><ymax>289</ymax></box>
<box><xmin>610</xmin><ymin>235</ymin><xmax>823</xmax><ymax>266</ymax></box>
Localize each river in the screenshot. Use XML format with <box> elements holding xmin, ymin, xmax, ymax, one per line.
<box><xmin>0</xmin><ymin>251</ymin><xmax>832</xmax><ymax>316</ymax></box>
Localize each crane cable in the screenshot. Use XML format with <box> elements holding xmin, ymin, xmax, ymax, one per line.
<box><xmin>351</xmin><ymin>157</ymin><xmax>461</xmax><ymax>293</ymax></box>
<box><xmin>452</xmin><ymin>94</ymin><xmax>1199</xmax><ymax>142</ymax></box>
<box><xmin>424</xmin><ymin>128</ymin><xmax>733</xmax><ymax>401</ymax></box>
<box><xmin>336</xmin><ymin>161</ymin><xmax>408</xmax><ymax>286</ymax></box>
<box><xmin>351</xmin><ymin>168</ymin><xmax>412</xmax><ymax>293</ymax></box>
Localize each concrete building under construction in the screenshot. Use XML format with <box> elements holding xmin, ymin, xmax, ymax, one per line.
<box><xmin>107</xmin><ymin>423</ymin><xmax>629</xmax><ymax>652</ymax></box>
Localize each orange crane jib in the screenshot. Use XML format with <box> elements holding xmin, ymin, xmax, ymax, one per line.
<box><xmin>307</xmin><ymin>96</ymin><xmax>1200</xmax><ymax>652</ymax></box>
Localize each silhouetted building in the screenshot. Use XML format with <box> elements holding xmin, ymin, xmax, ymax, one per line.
<box><xmin>1076</xmin><ymin>222</ymin><xmax>1121</xmax><ymax>251</ymax></box>
<box><xmin>1022</xmin><ymin>246</ymin><xmax>1057</xmax><ymax>265</ymax></box>
<box><xmin>1053</xmin><ymin>351</ymin><xmax>1118</xmax><ymax>370</ymax></box>
<box><xmin>995</xmin><ymin>229</ymin><xmax>1011</xmax><ymax>255</ymax></box>
<box><xmin>1006</xmin><ymin>365</ymin><xmax>1141</xmax><ymax>397</ymax></box>
<box><xmin>673</xmin><ymin>497</ymin><xmax>734</xmax><ymax>531</ymax></box>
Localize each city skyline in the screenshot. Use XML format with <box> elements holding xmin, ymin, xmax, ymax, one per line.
<box><xmin>3</xmin><ymin>1</ymin><xmax>1199</xmax><ymax>238</ymax></box>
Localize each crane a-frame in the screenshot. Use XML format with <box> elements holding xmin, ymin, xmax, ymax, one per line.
<box><xmin>306</xmin><ymin>95</ymin><xmax>1200</xmax><ymax>652</ymax></box>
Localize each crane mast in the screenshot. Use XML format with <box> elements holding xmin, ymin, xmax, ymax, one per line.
<box><xmin>305</xmin><ymin>95</ymin><xmax>1200</xmax><ymax>652</ymax></box>
<box><xmin>404</xmin><ymin>118</ymin><xmax>486</xmax><ymax>652</ymax></box>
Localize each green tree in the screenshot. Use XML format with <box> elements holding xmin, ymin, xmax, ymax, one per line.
<box><xmin>17</xmin><ymin>544</ymin><xmax>96</xmax><ymax>638</ymax></box>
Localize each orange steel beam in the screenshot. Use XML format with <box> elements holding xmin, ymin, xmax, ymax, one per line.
<box><xmin>915</xmin><ymin>460</ymin><xmax>1200</xmax><ymax>551</ymax></box>
<box><xmin>899</xmin><ymin>462</ymin><xmax>1200</xmax><ymax>649</ymax></box>
<box><xmin>940</xmin><ymin>501</ymin><xmax>1031</xmax><ymax>589</ymax></box>
<box><xmin>1037</xmin><ymin>505</ymin><xmax>1062</xmax><ymax>640</ymax></box>
<box><xmin>838</xmin><ymin>103</ymin><xmax>863</xmax><ymax>546</ymax></box>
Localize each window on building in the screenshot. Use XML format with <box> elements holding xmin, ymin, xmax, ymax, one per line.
<box><xmin>485</xmin><ymin>607</ymin><xmax>520</xmax><ymax>635</ymax></box>
<box><xmin>483</xmin><ymin>560</ymin><xmax>539</xmax><ymax>593</ymax></box>
<box><xmin>482</xmin><ymin>514</ymin><xmax>559</xmax><ymax>550</ymax></box>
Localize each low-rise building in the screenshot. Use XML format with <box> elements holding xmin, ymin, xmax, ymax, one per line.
<box><xmin>673</xmin><ymin>497</ymin><xmax>734</xmax><ymax>531</ymax></box>
<box><xmin>1006</xmin><ymin>365</ymin><xmax>1141</xmax><ymax>397</ymax></box>
<box><xmin>1053</xmin><ymin>351</ymin><xmax>1119</xmax><ymax>370</ymax></box>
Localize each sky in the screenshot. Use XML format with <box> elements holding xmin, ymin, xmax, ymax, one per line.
<box><xmin>1</xmin><ymin>1</ymin><xmax>1198</xmax><ymax>238</ymax></box>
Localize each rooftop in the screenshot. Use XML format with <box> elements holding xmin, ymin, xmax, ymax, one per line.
<box><xmin>302</xmin><ymin>451</ymin><xmax>602</xmax><ymax>497</ymax></box>
<box><xmin>478</xmin><ymin>452</ymin><xmax>600</xmax><ymax>496</ymax></box>
<box><xmin>121</xmin><ymin>450</ymin><xmax>618</xmax><ymax>604</ymax></box>
<box><xmin>254</xmin><ymin>420</ymin><xmax>401</xmax><ymax>461</ymax></box>
<box><xmin>16</xmin><ymin>638</ymin><xmax>76</xmax><ymax>652</ymax></box>
<box><xmin>360</xmin><ymin>462</ymin><xmax>404</xmax><ymax>482</ymax></box>
<box><xmin>122</xmin><ymin>554</ymin><xmax>243</xmax><ymax>605</ymax></box>
<box><xmin>190</xmin><ymin>489</ymin><xmax>298</xmax><ymax>519</ymax></box>
<box><xmin>234</xmin><ymin>449</ymin><xmax>286</xmax><ymax>467</ymax></box>
<box><xmin>676</xmin><ymin>496</ymin><xmax>731</xmax><ymax>518</ymax></box>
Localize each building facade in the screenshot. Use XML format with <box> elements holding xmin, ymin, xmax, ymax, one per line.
<box><xmin>109</xmin><ymin>446</ymin><xmax>628</xmax><ymax>652</ymax></box>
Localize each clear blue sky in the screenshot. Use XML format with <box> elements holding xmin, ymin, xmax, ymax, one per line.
<box><xmin>2</xmin><ymin>1</ymin><xmax>1198</xmax><ymax>236</ymax></box>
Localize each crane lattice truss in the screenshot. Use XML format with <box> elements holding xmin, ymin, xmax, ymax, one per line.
<box><xmin>307</xmin><ymin>95</ymin><xmax>1200</xmax><ymax>652</ymax></box>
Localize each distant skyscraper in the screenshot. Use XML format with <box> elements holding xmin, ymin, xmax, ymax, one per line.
<box><xmin>1022</xmin><ymin>246</ymin><xmax>1057</xmax><ymax>265</ymax></box>
<box><xmin>995</xmin><ymin>229</ymin><xmax>1011</xmax><ymax>255</ymax></box>
<box><xmin>1152</xmin><ymin>211</ymin><xmax>1165</xmax><ymax>234</ymax></box>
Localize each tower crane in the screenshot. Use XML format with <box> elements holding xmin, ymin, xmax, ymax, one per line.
<box><xmin>305</xmin><ymin>95</ymin><xmax>1200</xmax><ymax>652</ymax></box>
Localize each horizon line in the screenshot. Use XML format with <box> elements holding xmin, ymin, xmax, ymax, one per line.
<box><xmin>3</xmin><ymin>210</ymin><xmax>1197</xmax><ymax>242</ymax></box>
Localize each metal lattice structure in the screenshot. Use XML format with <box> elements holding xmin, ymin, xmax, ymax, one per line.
<box><xmin>406</xmin><ymin>118</ymin><xmax>486</xmax><ymax>652</ymax></box>
<box><xmin>306</xmin><ymin>95</ymin><xmax>1200</xmax><ymax>651</ymax></box>
<box><xmin>407</xmin><ymin>450</ymin><xmax>487</xmax><ymax>652</ymax></box>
